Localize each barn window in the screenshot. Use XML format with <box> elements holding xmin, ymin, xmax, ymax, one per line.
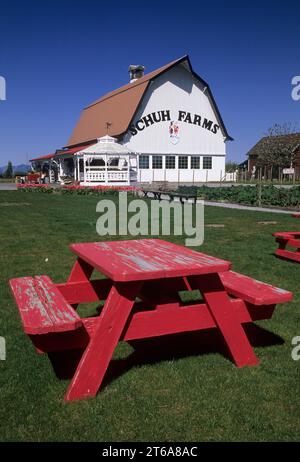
<box><xmin>191</xmin><ymin>156</ymin><xmax>200</xmax><ymax>169</ymax></box>
<box><xmin>139</xmin><ymin>155</ymin><xmax>149</xmax><ymax>169</ymax></box>
<box><xmin>166</xmin><ymin>156</ymin><xmax>175</xmax><ymax>169</ymax></box>
<box><xmin>203</xmin><ymin>156</ymin><xmax>212</xmax><ymax>169</ymax></box>
<box><xmin>178</xmin><ymin>156</ymin><xmax>188</xmax><ymax>169</ymax></box>
<box><xmin>152</xmin><ymin>156</ymin><xmax>162</xmax><ymax>169</ymax></box>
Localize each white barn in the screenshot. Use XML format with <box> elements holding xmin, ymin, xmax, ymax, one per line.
<box><xmin>30</xmin><ymin>55</ymin><xmax>232</xmax><ymax>185</ymax></box>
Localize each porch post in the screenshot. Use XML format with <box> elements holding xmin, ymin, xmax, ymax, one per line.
<box><xmin>50</xmin><ymin>160</ymin><xmax>55</xmax><ymax>184</ymax></box>
<box><xmin>58</xmin><ymin>158</ymin><xmax>63</xmax><ymax>183</ymax></box>
<box><xmin>74</xmin><ymin>157</ymin><xmax>77</xmax><ymax>181</ymax></box>
<box><xmin>49</xmin><ymin>160</ymin><xmax>52</xmax><ymax>183</ymax></box>
<box><xmin>105</xmin><ymin>153</ymin><xmax>108</xmax><ymax>185</ymax></box>
<box><xmin>127</xmin><ymin>154</ymin><xmax>130</xmax><ymax>185</ymax></box>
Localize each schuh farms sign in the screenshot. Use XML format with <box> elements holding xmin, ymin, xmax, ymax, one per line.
<box><xmin>129</xmin><ymin>109</ymin><xmax>220</xmax><ymax>136</ymax></box>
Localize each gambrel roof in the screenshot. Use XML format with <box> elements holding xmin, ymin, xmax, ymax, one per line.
<box><xmin>66</xmin><ymin>55</ymin><xmax>232</xmax><ymax>148</ymax></box>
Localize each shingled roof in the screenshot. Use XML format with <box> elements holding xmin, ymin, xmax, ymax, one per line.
<box><xmin>247</xmin><ymin>133</ymin><xmax>300</xmax><ymax>157</ymax></box>
<box><xmin>66</xmin><ymin>55</ymin><xmax>232</xmax><ymax>148</ymax></box>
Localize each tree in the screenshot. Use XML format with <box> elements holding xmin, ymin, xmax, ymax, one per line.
<box><xmin>256</xmin><ymin>123</ymin><xmax>299</xmax><ymax>175</ymax></box>
<box><xmin>4</xmin><ymin>161</ymin><xmax>13</xmax><ymax>178</ymax></box>
<box><xmin>264</xmin><ymin>122</ymin><xmax>298</xmax><ymax>138</ymax></box>
<box><xmin>225</xmin><ymin>161</ymin><xmax>239</xmax><ymax>172</ymax></box>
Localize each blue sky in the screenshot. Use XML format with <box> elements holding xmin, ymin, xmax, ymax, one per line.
<box><xmin>0</xmin><ymin>0</ymin><xmax>299</xmax><ymax>165</ymax></box>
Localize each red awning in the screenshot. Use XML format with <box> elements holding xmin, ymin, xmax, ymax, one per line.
<box><xmin>54</xmin><ymin>144</ymin><xmax>93</xmax><ymax>156</ymax></box>
<box><xmin>30</xmin><ymin>143</ymin><xmax>93</xmax><ymax>162</ymax></box>
<box><xmin>30</xmin><ymin>153</ymin><xmax>56</xmax><ymax>162</ymax></box>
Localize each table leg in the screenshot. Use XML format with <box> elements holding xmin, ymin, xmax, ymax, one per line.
<box><xmin>279</xmin><ymin>241</ymin><xmax>287</xmax><ymax>250</ymax></box>
<box><xmin>67</xmin><ymin>258</ymin><xmax>94</xmax><ymax>310</ymax></box>
<box><xmin>188</xmin><ymin>273</ymin><xmax>259</xmax><ymax>368</ymax></box>
<box><xmin>67</xmin><ymin>257</ymin><xmax>94</xmax><ymax>283</ymax></box>
<box><xmin>65</xmin><ymin>281</ymin><xmax>142</xmax><ymax>401</ymax></box>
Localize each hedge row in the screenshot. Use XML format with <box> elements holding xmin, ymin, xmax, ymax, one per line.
<box><xmin>178</xmin><ymin>185</ymin><xmax>300</xmax><ymax>208</ymax></box>
<box><xmin>17</xmin><ymin>184</ymin><xmax>139</xmax><ymax>196</ymax></box>
<box><xmin>17</xmin><ymin>183</ymin><xmax>300</xmax><ymax>209</ymax></box>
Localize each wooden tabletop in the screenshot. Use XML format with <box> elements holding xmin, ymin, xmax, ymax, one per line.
<box><xmin>70</xmin><ymin>239</ymin><xmax>231</xmax><ymax>282</ymax></box>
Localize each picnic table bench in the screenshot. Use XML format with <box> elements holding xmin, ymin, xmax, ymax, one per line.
<box><xmin>10</xmin><ymin>239</ymin><xmax>292</xmax><ymax>402</ymax></box>
<box><xmin>273</xmin><ymin>231</ymin><xmax>300</xmax><ymax>263</ymax></box>
<box><xmin>291</xmin><ymin>213</ymin><xmax>300</xmax><ymax>218</ymax></box>
<box><xmin>141</xmin><ymin>189</ymin><xmax>197</xmax><ymax>204</ymax></box>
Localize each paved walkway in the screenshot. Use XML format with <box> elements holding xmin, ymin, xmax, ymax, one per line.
<box><xmin>201</xmin><ymin>183</ymin><xmax>298</xmax><ymax>189</ymax></box>
<box><xmin>0</xmin><ymin>182</ymin><xmax>17</xmax><ymax>190</ymax></box>
<box><xmin>204</xmin><ymin>200</ymin><xmax>295</xmax><ymax>214</ymax></box>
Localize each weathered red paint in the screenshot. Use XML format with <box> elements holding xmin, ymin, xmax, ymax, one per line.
<box><xmin>9</xmin><ymin>275</ymin><xmax>82</xmax><ymax>334</ymax></box>
<box><xmin>9</xmin><ymin>239</ymin><xmax>293</xmax><ymax>402</ymax></box>
<box><xmin>65</xmin><ymin>281</ymin><xmax>142</xmax><ymax>401</ymax></box>
<box><xmin>70</xmin><ymin>239</ymin><xmax>231</xmax><ymax>282</ymax></box>
<box><xmin>220</xmin><ymin>270</ymin><xmax>293</xmax><ymax>305</ymax></box>
<box><xmin>188</xmin><ymin>273</ymin><xmax>259</xmax><ymax>367</ymax></box>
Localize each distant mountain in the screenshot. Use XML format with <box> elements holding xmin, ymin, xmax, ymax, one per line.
<box><xmin>0</xmin><ymin>164</ymin><xmax>31</xmax><ymax>174</ymax></box>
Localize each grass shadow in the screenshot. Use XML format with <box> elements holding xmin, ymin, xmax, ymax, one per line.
<box><xmin>100</xmin><ymin>324</ymin><xmax>284</xmax><ymax>391</ymax></box>
<box><xmin>48</xmin><ymin>324</ymin><xmax>284</xmax><ymax>385</ymax></box>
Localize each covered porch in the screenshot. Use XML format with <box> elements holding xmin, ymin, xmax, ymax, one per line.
<box><xmin>74</xmin><ymin>136</ymin><xmax>137</xmax><ymax>185</ymax></box>
<box><xmin>31</xmin><ymin>136</ymin><xmax>138</xmax><ymax>186</ymax></box>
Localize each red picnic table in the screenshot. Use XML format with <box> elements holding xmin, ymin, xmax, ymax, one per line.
<box><xmin>273</xmin><ymin>213</ymin><xmax>300</xmax><ymax>262</ymax></box>
<box><xmin>273</xmin><ymin>231</ymin><xmax>300</xmax><ymax>263</ymax></box>
<box><xmin>10</xmin><ymin>239</ymin><xmax>292</xmax><ymax>401</ymax></box>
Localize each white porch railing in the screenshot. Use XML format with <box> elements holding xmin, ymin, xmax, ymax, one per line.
<box><xmin>83</xmin><ymin>165</ymin><xmax>132</xmax><ymax>184</ymax></box>
<box><xmin>85</xmin><ymin>171</ymin><xmax>129</xmax><ymax>182</ymax></box>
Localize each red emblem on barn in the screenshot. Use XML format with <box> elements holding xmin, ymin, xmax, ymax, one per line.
<box><xmin>169</xmin><ymin>121</ymin><xmax>180</xmax><ymax>144</ymax></box>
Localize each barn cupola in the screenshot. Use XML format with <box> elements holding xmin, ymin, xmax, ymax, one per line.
<box><xmin>129</xmin><ymin>65</ymin><xmax>145</xmax><ymax>83</ymax></box>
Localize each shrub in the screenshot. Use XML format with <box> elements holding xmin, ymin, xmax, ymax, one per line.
<box><xmin>17</xmin><ymin>184</ymin><xmax>140</xmax><ymax>196</ymax></box>
<box><xmin>17</xmin><ymin>184</ymin><xmax>53</xmax><ymax>193</ymax></box>
<box><xmin>177</xmin><ymin>185</ymin><xmax>300</xmax><ymax>208</ymax></box>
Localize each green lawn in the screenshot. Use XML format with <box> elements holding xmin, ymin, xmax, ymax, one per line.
<box><xmin>0</xmin><ymin>191</ymin><xmax>299</xmax><ymax>442</ymax></box>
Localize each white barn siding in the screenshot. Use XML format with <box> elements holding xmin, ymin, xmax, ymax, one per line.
<box><xmin>122</xmin><ymin>64</ymin><xmax>227</xmax><ymax>183</ymax></box>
